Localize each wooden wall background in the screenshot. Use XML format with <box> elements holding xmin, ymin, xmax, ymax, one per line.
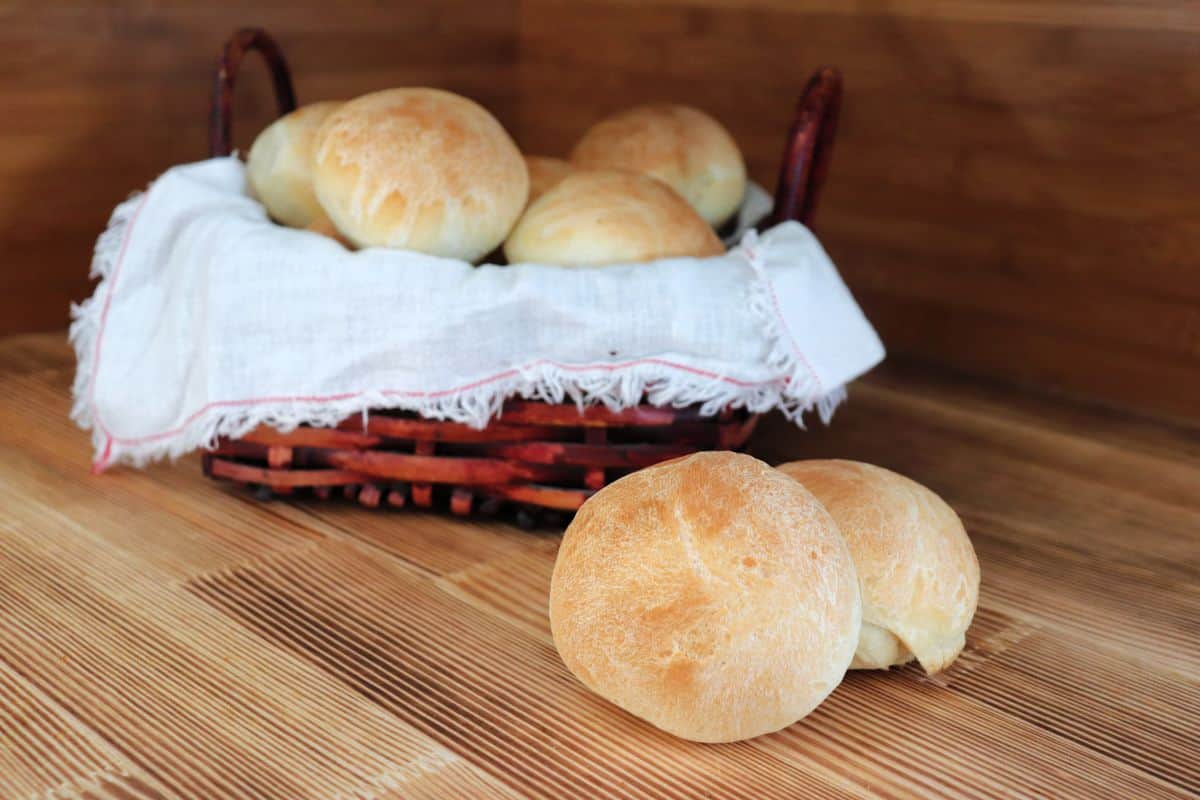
<box><xmin>3</xmin><ymin>1</ymin><xmax>1198</xmax><ymax>422</ymax></box>
<box><xmin>516</xmin><ymin>0</ymin><xmax>1200</xmax><ymax>422</ymax></box>
<box><xmin>0</xmin><ymin>2</ymin><xmax>518</xmax><ymax>335</ymax></box>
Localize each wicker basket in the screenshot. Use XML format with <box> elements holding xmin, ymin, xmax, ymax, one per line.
<box><xmin>202</xmin><ymin>28</ymin><xmax>843</xmax><ymax>525</ymax></box>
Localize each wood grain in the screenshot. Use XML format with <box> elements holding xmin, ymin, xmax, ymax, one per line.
<box><xmin>189</xmin><ymin>540</ymin><xmax>862</xmax><ymax>800</ymax></box>
<box><xmin>1</xmin><ymin>333</ymin><xmax>1197</xmax><ymax>798</ymax></box>
<box><xmin>0</xmin><ymin>658</ymin><xmax>169</xmax><ymax>799</ymax></box>
<box><xmin>515</xmin><ymin>0</ymin><xmax>1200</xmax><ymax>422</ymax></box>
<box><xmin>0</xmin><ymin>1</ymin><xmax>519</xmax><ymax>338</ymax></box>
<box><xmin>8</xmin><ymin>0</ymin><xmax>1198</xmax><ymax>426</ymax></box>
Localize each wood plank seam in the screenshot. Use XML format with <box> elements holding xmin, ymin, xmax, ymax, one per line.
<box><xmin>22</xmin><ymin>766</ymin><xmax>152</xmax><ymax>800</ymax></box>
<box><xmin>0</xmin><ymin>653</ymin><xmax>176</xmax><ymax>800</ymax></box>
<box><xmin>187</xmin><ymin>544</ymin><xmax>842</xmax><ymax>800</ymax></box>
<box><xmin>324</xmin><ymin>751</ymin><xmax>480</xmax><ymax>800</ymax></box>
<box><xmin>0</xmin><ymin>507</ymin><xmax>507</xmax><ymax>799</ymax></box>
<box><xmin>275</xmin><ymin>501</ymin><xmax>446</xmax><ymax>578</ymax></box>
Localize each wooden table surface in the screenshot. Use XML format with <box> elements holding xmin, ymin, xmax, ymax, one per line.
<box><xmin>1</xmin><ymin>332</ymin><xmax>1197</xmax><ymax>799</ymax></box>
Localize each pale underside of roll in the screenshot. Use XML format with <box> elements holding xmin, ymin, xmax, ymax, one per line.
<box><xmin>777</xmin><ymin>459</ymin><xmax>980</xmax><ymax>673</ymax></box>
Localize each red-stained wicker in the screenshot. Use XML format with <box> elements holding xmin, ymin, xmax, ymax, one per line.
<box><xmin>201</xmin><ymin>28</ymin><xmax>842</xmax><ymax>524</ymax></box>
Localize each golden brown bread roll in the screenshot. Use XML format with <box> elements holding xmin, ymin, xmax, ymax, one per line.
<box><xmin>503</xmin><ymin>169</ymin><xmax>725</xmax><ymax>267</ymax></box>
<box><xmin>570</xmin><ymin>104</ymin><xmax>747</xmax><ymax>227</ymax></box>
<box><xmin>776</xmin><ymin>460</ymin><xmax>980</xmax><ymax>673</ymax></box>
<box><xmin>524</xmin><ymin>155</ymin><xmax>573</xmax><ymax>205</ymax></box>
<box><xmin>312</xmin><ymin>88</ymin><xmax>528</xmax><ymax>260</ymax></box>
<box><xmin>550</xmin><ymin>452</ymin><xmax>862</xmax><ymax>743</ymax></box>
<box><xmin>246</xmin><ymin>101</ymin><xmax>342</xmax><ymax>228</ymax></box>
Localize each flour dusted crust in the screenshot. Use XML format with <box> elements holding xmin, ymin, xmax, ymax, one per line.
<box><xmin>549</xmin><ymin>452</ymin><xmax>861</xmax><ymax>743</ymax></box>
<box><xmin>777</xmin><ymin>460</ymin><xmax>980</xmax><ymax>673</ymax></box>
<box><xmin>312</xmin><ymin>88</ymin><xmax>528</xmax><ymax>261</ymax></box>
<box><xmin>571</xmin><ymin>104</ymin><xmax>747</xmax><ymax>227</ymax></box>
<box><xmin>504</xmin><ymin>169</ymin><xmax>724</xmax><ymax>267</ymax></box>
<box><xmin>247</xmin><ymin>101</ymin><xmax>343</xmax><ymax>228</ymax></box>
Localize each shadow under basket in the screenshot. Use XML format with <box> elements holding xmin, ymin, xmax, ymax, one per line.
<box><xmin>202</xmin><ymin>27</ymin><xmax>844</xmax><ymax>525</ymax></box>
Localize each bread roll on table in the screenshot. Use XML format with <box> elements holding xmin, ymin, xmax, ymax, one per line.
<box><xmin>777</xmin><ymin>460</ymin><xmax>980</xmax><ymax>673</ymax></box>
<box><xmin>550</xmin><ymin>452</ymin><xmax>861</xmax><ymax>743</ymax></box>
<box><xmin>312</xmin><ymin>88</ymin><xmax>528</xmax><ymax>260</ymax></box>
<box><xmin>571</xmin><ymin>104</ymin><xmax>747</xmax><ymax>227</ymax></box>
<box><xmin>246</xmin><ymin>100</ymin><xmax>342</xmax><ymax>228</ymax></box>
<box><xmin>504</xmin><ymin>169</ymin><xmax>724</xmax><ymax>267</ymax></box>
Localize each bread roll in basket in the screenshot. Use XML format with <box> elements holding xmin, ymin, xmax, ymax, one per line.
<box><xmin>204</xmin><ymin>28</ymin><xmax>845</xmax><ymax>526</ymax></box>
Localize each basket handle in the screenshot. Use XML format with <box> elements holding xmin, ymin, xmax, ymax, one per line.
<box><xmin>207</xmin><ymin>32</ymin><xmax>837</xmax><ymax>224</ymax></box>
<box><xmin>768</xmin><ymin>66</ymin><xmax>842</xmax><ymax>229</ymax></box>
<box><xmin>209</xmin><ymin>28</ymin><xmax>297</xmax><ymax>157</ymax></box>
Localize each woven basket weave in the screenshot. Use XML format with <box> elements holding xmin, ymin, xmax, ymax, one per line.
<box><xmin>202</xmin><ymin>28</ymin><xmax>843</xmax><ymax>525</ymax></box>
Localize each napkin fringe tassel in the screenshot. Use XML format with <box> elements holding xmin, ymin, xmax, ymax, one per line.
<box><xmin>71</xmin><ymin>201</ymin><xmax>844</xmax><ymax>469</ymax></box>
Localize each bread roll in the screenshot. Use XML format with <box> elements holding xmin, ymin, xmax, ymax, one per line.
<box><xmin>304</xmin><ymin>211</ymin><xmax>354</xmax><ymax>249</ymax></box>
<box><xmin>504</xmin><ymin>169</ymin><xmax>725</xmax><ymax>267</ymax></box>
<box><xmin>524</xmin><ymin>155</ymin><xmax>573</xmax><ymax>205</ymax></box>
<box><xmin>550</xmin><ymin>452</ymin><xmax>861</xmax><ymax>743</ymax></box>
<box><xmin>776</xmin><ymin>460</ymin><xmax>980</xmax><ymax>673</ymax></box>
<box><xmin>570</xmin><ymin>104</ymin><xmax>747</xmax><ymax>227</ymax></box>
<box><xmin>247</xmin><ymin>101</ymin><xmax>342</xmax><ymax>228</ymax></box>
<box><xmin>312</xmin><ymin>88</ymin><xmax>528</xmax><ymax>260</ymax></box>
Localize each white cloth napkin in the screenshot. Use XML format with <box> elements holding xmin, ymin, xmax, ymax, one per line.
<box><xmin>71</xmin><ymin>157</ymin><xmax>884</xmax><ymax>470</ymax></box>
